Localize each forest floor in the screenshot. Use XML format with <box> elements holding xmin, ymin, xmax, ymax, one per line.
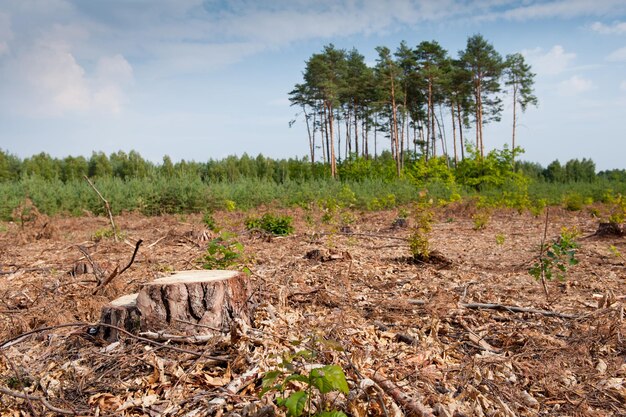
<box><xmin>0</xmin><ymin>204</ymin><xmax>624</xmax><ymax>416</ymax></box>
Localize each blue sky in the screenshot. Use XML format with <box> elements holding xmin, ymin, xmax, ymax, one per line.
<box><xmin>0</xmin><ymin>0</ymin><xmax>625</xmax><ymax>170</ymax></box>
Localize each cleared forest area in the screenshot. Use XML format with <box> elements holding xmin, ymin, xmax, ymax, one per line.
<box><xmin>0</xmin><ymin>204</ymin><xmax>624</xmax><ymax>416</ymax></box>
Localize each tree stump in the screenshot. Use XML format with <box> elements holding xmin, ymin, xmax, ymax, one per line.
<box><xmin>595</xmin><ymin>222</ymin><xmax>624</xmax><ymax>237</ymax></box>
<box><xmin>99</xmin><ymin>293</ymin><xmax>141</xmax><ymax>341</ymax></box>
<box><xmin>100</xmin><ymin>270</ymin><xmax>251</xmax><ymax>341</ymax></box>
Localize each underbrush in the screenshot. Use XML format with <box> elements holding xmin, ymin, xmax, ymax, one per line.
<box><xmin>1</xmin><ymin>175</ymin><xmax>625</xmax><ymax>221</ymax></box>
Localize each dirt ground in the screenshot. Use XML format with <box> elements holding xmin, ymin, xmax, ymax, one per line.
<box><xmin>0</xmin><ymin>204</ymin><xmax>624</xmax><ymax>416</ymax></box>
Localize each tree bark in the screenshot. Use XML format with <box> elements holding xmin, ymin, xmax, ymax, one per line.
<box><xmin>100</xmin><ymin>270</ymin><xmax>251</xmax><ymax>341</ymax></box>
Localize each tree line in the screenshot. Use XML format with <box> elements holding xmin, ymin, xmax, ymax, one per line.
<box><xmin>289</xmin><ymin>34</ymin><xmax>538</xmax><ymax>177</ymax></box>
<box><xmin>0</xmin><ymin>148</ymin><xmax>620</xmax><ymax>186</ymax></box>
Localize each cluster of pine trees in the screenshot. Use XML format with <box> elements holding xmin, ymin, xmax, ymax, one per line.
<box><xmin>289</xmin><ymin>34</ymin><xmax>537</xmax><ymax>177</ymax></box>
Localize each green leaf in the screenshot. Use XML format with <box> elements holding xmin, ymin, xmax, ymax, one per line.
<box><xmin>284</xmin><ymin>373</ymin><xmax>310</xmax><ymax>385</ymax></box>
<box><xmin>285</xmin><ymin>391</ymin><xmax>308</xmax><ymax>417</ymax></box>
<box><xmin>310</xmin><ymin>365</ymin><xmax>349</xmax><ymax>394</ymax></box>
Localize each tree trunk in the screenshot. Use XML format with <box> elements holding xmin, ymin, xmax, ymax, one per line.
<box><xmin>354</xmin><ymin>100</ymin><xmax>359</xmax><ymax>157</ymax></box>
<box><xmin>100</xmin><ymin>270</ymin><xmax>251</xmax><ymax>341</ymax></box>
<box><xmin>451</xmin><ymin>103</ymin><xmax>458</xmax><ymax>168</ymax></box>
<box><xmin>456</xmin><ymin>102</ymin><xmax>465</xmax><ymax>160</ymax></box>
<box><xmin>512</xmin><ymin>84</ymin><xmax>518</xmax><ymax>165</ymax></box>
<box><xmin>303</xmin><ymin>105</ymin><xmax>315</xmax><ymax>165</ymax></box>
<box><xmin>390</xmin><ymin>76</ymin><xmax>401</xmax><ymax>177</ymax></box>
<box><xmin>327</xmin><ymin>102</ymin><xmax>337</xmax><ymax>178</ymax></box>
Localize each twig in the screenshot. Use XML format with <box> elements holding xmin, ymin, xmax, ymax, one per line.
<box><xmin>92</xmin><ymin>239</ymin><xmax>143</xmax><ymax>294</ymax></box>
<box><xmin>405</xmin><ymin>299</ymin><xmax>579</xmax><ymax>319</ymax></box>
<box><xmin>76</xmin><ymin>245</ymin><xmax>105</xmax><ymax>284</ymax></box>
<box><xmin>0</xmin><ymin>322</ymin><xmax>228</xmax><ymax>361</ymax></box>
<box><xmin>0</xmin><ymin>386</ymin><xmax>76</xmax><ymax>415</ymax></box>
<box><xmin>371</xmin><ymin>374</ymin><xmax>434</xmax><ymax>417</ymax></box>
<box><xmin>139</xmin><ymin>331</ymin><xmax>218</xmax><ymax>344</ymax></box>
<box><xmin>83</xmin><ymin>175</ymin><xmax>118</xmax><ymax>242</ymax></box>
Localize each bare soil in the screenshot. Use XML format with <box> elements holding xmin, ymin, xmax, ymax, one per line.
<box><xmin>0</xmin><ymin>206</ymin><xmax>624</xmax><ymax>416</ymax></box>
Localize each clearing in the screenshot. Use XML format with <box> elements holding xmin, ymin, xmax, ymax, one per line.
<box><xmin>0</xmin><ymin>205</ymin><xmax>624</xmax><ymax>416</ymax></box>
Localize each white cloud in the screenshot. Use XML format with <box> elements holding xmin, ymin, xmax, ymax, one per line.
<box><xmin>591</xmin><ymin>21</ymin><xmax>626</xmax><ymax>35</ymax></box>
<box><xmin>0</xmin><ymin>28</ymin><xmax>134</xmax><ymax>116</ymax></box>
<box><xmin>620</xmin><ymin>81</ymin><xmax>626</xmax><ymax>91</ymax></box>
<box><xmin>501</xmin><ymin>0</ymin><xmax>626</xmax><ymax>21</ymax></box>
<box><xmin>522</xmin><ymin>45</ymin><xmax>576</xmax><ymax>76</ymax></box>
<box><xmin>558</xmin><ymin>75</ymin><xmax>593</xmax><ymax>96</ymax></box>
<box><xmin>607</xmin><ymin>46</ymin><xmax>626</xmax><ymax>62</ymax></box>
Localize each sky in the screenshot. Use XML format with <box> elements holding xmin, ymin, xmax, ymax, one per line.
<box><xmin>0</xmin><ymin>0</ymin><xmax>625</xmax><ymax>170</ymax></box>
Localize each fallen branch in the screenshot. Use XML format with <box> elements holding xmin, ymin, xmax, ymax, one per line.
<box><xmin>0</xmin><ymin>322</ymin><xmax>228</xmax><ymax>361</ymax></box>
<box><xmin>406</xmin><ymin>299</ymin><xmax>579</xmax><ymax>319</ymax></box>
<box><xmin>92</xmin><ymin>239</ymin><xmax>143</xmax><ymax>294</ymax></box>
<box><xmin>371</xmin><ymin>374</ymin><xmax>434</xmax><ymax>417</ymax></box>
<box><xmin>207</xmin><ymin>366</ymin><xmax>260</xmax><ymax>410</ymax></box>
<box><xmin>139</xmin><ymin>330</ymin><xmax>217</xmax><ymax>344</ymax></box>
<box><xmin>77</xmin><ymin>245</ymin><xmax>105</xmax><ymax>284</ymax></box>
<box><xmin>84</xmin><ymin>175</ymin><xmax>118</xmax><ymax>242</ymax></box>
<box><xmin>0</xmin><ymin>385</ymin><xmax>77</xmax><ymax>415</ymax></box>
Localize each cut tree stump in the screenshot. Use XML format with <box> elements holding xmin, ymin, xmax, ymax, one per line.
<box><xmin>595</xmin><ymin>222</ymin><xmax>624</xmax><ymax>237</ymax></box>
<box><xmin>99</xmin><ymin>293</ymin><xmax>141</xmax><ymax>341</ymax></box>
<box><xmin>100</xmin><ymin>270</ymin><xmax>251</xmax><ymax>341</ymax></box>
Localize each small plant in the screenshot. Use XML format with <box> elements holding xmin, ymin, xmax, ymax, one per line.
<box><xmin>92</xmin><ymin>227</ymin><xmax>116</xmax><ymax>242</ymax></box>
<box><xmin>200</xmin><ymin>232</ymin><xmax>249</xmax><ymax>272</ymax></box>
<box><xmin>224</xmin><ymin>199</ymin><xmax>237</xmax><ymax>212</ymax></box>
<box><xmin>472</xmin><ymin>211</ymin><xmax>490</xmax><ymax>230</ymax></box>
<box><xmin>245</xmin><ymin>213</ymin><xmax>294</xmax><ymax>236</ymax></box>
<box><xmin>202</xmin><ymin>210</ymin><xmax>219</xmax><ymax>232</ymax></box>
<box><xmin>261</xmin><ymin>347</ymin><xmax>349</xmax><ymax>417</ymax></box>
<box><xmin>607</xmin><ymin>193</ymin><xmax>626</xmax><ymax>224</ymax></box>
<box><xmin>495</xmin><ymin>233</ymin><xmax>506</xmax><ymax>245</ymax></box>
<box><xmin>529</xmin><ymin>227</ymin><xmax>579</xmax><ymax>283</ymax></box>
<box><xmin>608</xmin><ymin>245</ymin><xmax>623</xmax><ymax>259</ymax></box>
<box><xmin>409</xmin><ymin>195</ymin><xmax>433</xmax><ymax>261</ymax></box>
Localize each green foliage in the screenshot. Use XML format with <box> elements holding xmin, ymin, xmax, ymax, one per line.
<box><xmin>529</xmin><ymin>228</ymin><xmax>579</xmax><ymax>281</ymax></box>
<box><xmin>200</xmin><ymin>233</ymin><xmax>248</xmax><ymax>272</ymax></box>
<box><xmin>202</xmin><ymin>210</ymin><xmax>219</xmax><ymax>232</ymax></box>
<box><xmin>92</xmin><ymin>227</ymin><xmax>116</xmax><ymax>242</ymax></box>
<box><xmin>409</xmin><ymin>195</ymin><xmax>433</xmax><ymax>261</ymax></box>
<box><xmin>472</xmin><ymin>210</ymin><xmax>490</xmax><ymax>230</ymax></box>
<box><xmin>495</xmin><ymin>233</ymin><xmax>506</xmax><ymax>245</ymax></box>
<box><xmin>261</xmin><ymin>347</ymin><xmax>349</xmax><ymax>417</ymax></box>
<box><xmin>456</xmin><ymin>145</ymin><xmax>526</xmax><ymax>190</ymax></box>
<box><xmin>245</xmin><ymin>213</ymin><xmax>294</xmax><ymax>236</ymax></box>
<box><xmin>563</xmin><ymin>193</ymin><xmax>584</xmax><ymax>211</ymax></box>
<box><xmin>605</xmin><ymin>192</ymin><xmax>626</xmax><ymax>224</ymax></box>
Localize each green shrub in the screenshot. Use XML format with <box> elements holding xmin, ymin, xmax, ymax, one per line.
<box><xmin>200</xmin><ymin>232</ymin><xmax>248</xmax><ymax>272</ymax></box>
<box><xmin>563</xmin><ymin>193</ymin><xmax>584</xmax><ymax>211</ymax></box>
<box><xmin>245</xmin><ymin>213</ymin><xmax>294</xmax><ymax>236</ymax></box>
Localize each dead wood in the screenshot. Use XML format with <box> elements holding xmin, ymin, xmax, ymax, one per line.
<box><xmin>92</xmin><ymin>239</ymin><xmax>142</xmax><ymax>294</ymax></box>
<box><xmin>135</xmin><ymin>270</ymin><xmax>251</xmax><ymax>336</ymax></box>
<box><xmin>84</xmin><ymin>175</ymin><xmax>118</xmax><ymax>242</ymax></box>
<box><xmin>371</xmin><ymin>374</ymin><xmax>434</xmax><ymax>417</ymax></box>
<box><xmin>594</xmin><ymin>222</ymin><xmax>625</xmax><ymax>237</ymax></box>
<box><xmin>406</xmin><ymin>299</ymin><xmax>579</xmax><ymax>319</ymax></box>
<box><xmin>76</xmin><ymin>245</ymin><xmax>105</xmax><ymax>284</ymax></box>
<box><xmin>0</xmin><ymin>386</ymin><xmax>77</xmax><ymax>415</ymax></box>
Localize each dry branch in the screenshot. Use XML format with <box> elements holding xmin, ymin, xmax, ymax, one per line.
<box><xmin>371</xmin><ymin>374</ymin><xmax>434</xmax><ymax>417</ymax></box>
<box><xmin>92</xmin><ymin>239</ymin><xmax>143</xmax><ymax>294</ymax></box>
<box><xmin>406</xmin><ymin>299</ymin><xmax>579</xmax><ymax>319</ymax></box>
<box><xmin>83</xmin><ymin>175</ymin><xmax>118</xmax><ymax>242</ymax></box>
<box><xmin>0</xmin><ymin>386</ymin><xmax>77</xmax><ymax>415</ymax></box>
